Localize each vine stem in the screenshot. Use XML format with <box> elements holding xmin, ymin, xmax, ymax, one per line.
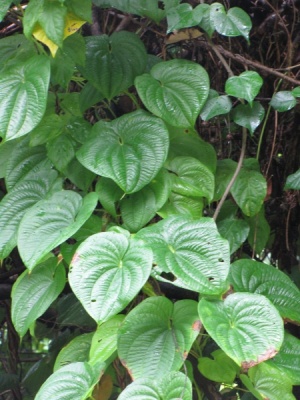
<box><xmin>208</xmin><ymin>38</ymin><xmax>248</xmax><ymax>221</ymax></box>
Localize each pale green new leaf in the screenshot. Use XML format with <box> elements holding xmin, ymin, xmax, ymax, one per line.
<box><xmin>136</xmin><ymin>216</ymin><xmax>230</xmax><ymax>295</ymax></box>
<box><xmin>69</xmin><ymin>232</ymin><xmax>152</xmax><ymax>323</ymax></box>
<box><xmin>18</xmin><ymin>191</ymin><xmax>98</xmax><ymax>270</ymax></box>
<box><xmin>229</xmin><ymin>259</ymin><xmax>300</xmax><ymax>323</ymax></box>
<box><xmin>225</xmin><ymin>71</ymin><xmax>263</xmax><ymax>104</ymax></box>
<box><xmin>199</xmin><ymin>293</ymin><xmax>284</xmax><ymax>368</ymax></box>
<box><xmin>0</xmin><ymin>170</ymin><xmax>61</xmax><ymax>260</ymax></box>
<box><xmin>77</xmin><ymin>110</ymin><xmax>169</xmax><ymax>193</ymax></box>
<box><xmin>82</xmin><ymin>32</ymin><xmax>147</xmax><ymax>100</ymax></box>
<box><xmin>35</xmin><ymin>362</ymin><xmax>102</xmax><ymax>400</ymax></box>
<box><xmin>0</xmin><ymin>55</ymin><xmax>50</xmax><ymax>141</ymax></box>
<box><xmin>54</xmin><ymin>333</ymin><xmax>93</xmax><ymax>371</ymax></box>
<box><xmin>198</xmin><ymin>349</ymin><xmax>239</xmax><ymax>384</ymax></box>
<box><xmin>118</xmin><ymin>372</ymin><xmax>192</xmax><ymax>400</ymax></box>
<box><xmin>118</xmin><ymin>297</ymin><xmax>200</xmax><ymax>379</ymax></box>
<box><xmin>11</xmin><ymin>258</ymin><xmax>65</xmax><ymax>338</ymax></box>
<box><xmin>166</xmin><ymin>156</ymin><xmax>214</xmax><ymax>202</ymax></box>
<box><xmin>89</xmin><ymin>315</ymin><xmax>125</xmax><ymax>365</ymax></box>
<box><xmin>135</xmin><ymin>59</ymin><xmax>209</xmax><ymax>128</ymax></box>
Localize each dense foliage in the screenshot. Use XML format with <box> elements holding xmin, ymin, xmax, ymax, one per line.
<box><xmin>0</xmin><ymin>1</ymin><xmax>300</xmax><ymax>399</ymax></box>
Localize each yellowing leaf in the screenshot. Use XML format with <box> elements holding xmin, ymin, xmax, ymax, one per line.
<box><xmin>33</xmin><ymin>13</ymin><xmax>86</xmax><ymax>57</ymax></box>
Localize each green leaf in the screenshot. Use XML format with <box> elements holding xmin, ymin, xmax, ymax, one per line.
<box><xmin>0</xmin><ymin>140</ymin><xmax>15</xmax><ymax>178</ymax></box>
<box><xmin>118</xmin><ymin>297</ymin><xmax>200</xmax><ymax>379</ymax></box>
<box><xmin>285</xmin><ymin>168</ymin><xmax>300</xmax><ymax>190</ymax></box>
<box><xmin>69</xmin><ymin>231</ymin><xmax>152</xmax><ymax>323</ymax></box>
<box><xmin>198</xmin><ymin>349</ymin><xmax>239</xmax><ymax>384</ymax></box>
<box><xmin>229</xmin><ymin>259</ymin><xmax>300</xmax><ymax>323</ymax></box>
<box><xmin>0</xmin><ymin>169</ymin><xmax>61</xmax><ymax>260</ymax></box>
<box><xmin>136</xmin><ymin>216</ymin><xmax>230</xmax><ymax>295</ymax></box>
<box><xmin>210</xmin><ymin>4</ymin><xmax>252</xmax><ymax>41</ymax></box>
<box><xmin>54</xmin><ymin>333</ymin><xmax>93</xmax><ymax>371</ymax></box>
<box><xmin>0</xmin><ymin>34</ymin><xmax>37</xmax><ymax>71</ymax></box>
<box><xmin>166</xmin><ymin>3</ymin><xmax>206</xmax><ymax>33</ymax></box>
<box><xmin>65</xmin><ymin>0</ymin><xmax>92</xmax><ymax>22</ymax></box>
<box><xmin>198</xmin><ymin>4</ymin><xmax>214</xmax><ymax>37</ymax></box>
<box><xmin>217</xmin><ymin>218</ymin><xmax>250</xmax><ymax>254</ymax></box>
<box><xmin>0</xmin><ymin>55</ymin><xmax>50</xmax><ymax>141</ymax></box>
<box><xmin>231</xmin><ymin>162</ymin><xmax>267</xmax><ymax>217</ymax></box>
<box><xmin>166</xmin><ymin>156</ymin><xmax>214</xmax><ymax>202</ymax></box>
<box><xmin>96</xmin><ymin>178</ymin><xmax>123</xmax><ymax>218</ymax></box>
<box><xmin>63</xmin><ymin>158</ymin><xmax>96</xmax><ymax>192</ymax></box>
<box><xmin>18</xmin><ymin>191</ymin><xmax>98</xmax><ymax>270</ymax></box>
<box><xmin>11</xmin><ymin>258</ymin><xmax>65</xmax><ymax>338</ymax></box>
<box><xmin>35</xmin><ymin>362</ymin><xmax>102</xmax><ymax>400</ymax></box>
<box><xmin>213</xmin><ymin>159</ymin><xmax>237</xmax><ymax>201</ymax></box>
<box><xmin>0</xmin><ymin>0</ymin><xmax>12</xmax><ymax>22</ymax></box>
<box><xmin>158</xmin><ymin>192</ymin><xmax>203</xmax><ymax>220</ymax></box>
<box><xmin>135</xmin><ymin>59</ymin><xmax>210</xmax><ymax>128</ymax></box>
<box><xmin>245</xmin><ymin>208</ymin><xmax>270</xmax><ymax>254</ymax></box>
<box><xmin>72</xmin><ymin>215</ymin><xmax>103</xmax><ymax>242</ymax></box>
<box><xmin>118</xmin><ymin>372</ymin><xmax>192</xmax><ymax>400</ymax></box>
<box><xmin>77</xmin><ymin>110</ymin><xmax>169</xmax><ymax>193</ymax></box>
<box><xmin>38</xmin><ymin>1</ymin><xmax>68</xmax><ymax>47</ymax></box>
<box><xmin>270</xmin><ymin>91</ymin><xmax>297</xmax><ymax>112</ymax></box>
<box><xmin>82</xmin><ymin>32</ymin><xmax>147</xmax><ymax>100</ymax></box>
<box><xmin>89</xmin><ymin>315</ymin><xmax>125</xmax><ymax>365</ymax></box>
<box><xmin>47</xmin><ymin>134</ymin><xmax>75</xmax><ymax>171</ymax></box>
<box><xmin>198</xmin><ymin>292</ymin><xmax>284</xmax><ymax>368</ymax></box>
<box><xmin>245</xmin><ymin>362</ymin><xmax>295</xmax><ymax>400</ymax></box>
<box><xmin>168</xmin><ymin>126</ymin><xmax>217</xmax><ymax>173</ymax></box>
<box><xmin>225</xmin><ymin>72</ymin><xmax>263</xmax><ymax>104</ymax></box>
<box><xmin>29</xmin><ymin>114</ymin><xmax>67</xmax><ymax>146</ymax></box>
<box><xmin>120</xmin><ymin>169</ymin><xmax>173</xmax><ymax>232</ymax></box>
<box><xmin>268</xmin><ymin>332</ymin><xmax>300</xmax><ymax>385</ymax></box>
<box><xmin>232</xmin><ymin>102</ymin><xmax>265</xmax><ymax>134</ymax></box>
<box><xmin>200</xmin><ymin>95</ymin><xmax>232</xmax><ymax>120</ymax></box>
<box><xmin>79</xmin><ymin>82</ymin><xmax>104</xmax><ymax>112</ymax></box>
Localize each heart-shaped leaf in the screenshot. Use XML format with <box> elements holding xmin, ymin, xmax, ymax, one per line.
<box><xmin>210</xmin><ymin>4</ymin><xmax>252</xmax><ymax>41</ymax></box>
<box><xmin>270</xmin><ymin>91</ymin><xmax>297</xmax><ymax>112</ymax></box>
<box><xmin>198</xmin><ymin>292</ymin><xmax>284</xmax><ymax>368</ymax></box>
<box><xmin>225</xmin><ymin>72</ymin><xmax>263</xmax><ymax>104</ymax></box>
<box><xmin>285</xmin><ymin>168</ymin><xmax>300</xmax><ymax>190</ymax></box>
<box><xmin>201</xmin><ymin>95</ymin><xmax>232</xmax><ymax>121</ymax></box>
<box><xmin>136</xmin><ymin>216</ymin><xmax>230</xmax><ymax>295</ymax></box>
<box><xmin>166</xmin><ymin>3</ymin><xmax>206</xmax><ymax>33</ymax></box>
<box><xmin>96</xmin><ymin>178</ymin><xmax>123</xmax><ymax>218</ymax></box>
<box><xmin>198</xmin><ymin>349</ymin><xmax>239</xmax><ymax>384</ymax></box>
<box><xmin>18</xmin><ymin>191</ymin><xmax>98</xmax><ymax>270</ymax></box>
<box><xmin>217</xmin><ymin>218</ymin><xmax>250</xmax><ymax>254</ymax></box>
<box><xmin>166</xmin><ymin>156</ymin><xmax>214</xmax><ymax>201</ymax></box>
<box><xmin>158</xmin><ymin>192</ymin><xmax>203</xmax><ymax>219</ymax></box>
<box><xmin>120</xmin><ymin>169</ymin><xmax>173</xmax><ymax>232</ymax></box>
<box><xmin>229</xmin><ymin>259</ymin><xmax>300</xmax><ymax>323</ymax></box>
<box><xmin>232</xmin><ymin>102</ymin><xmax>265</xmax><ymax>134</ymax></box>
<box><xmin>69</xmin><ymin>231</ymin><xmax>152</xmax><ymax>323</ymax></box>
<box><xmin>135</xmin><ymin>59</ymin><xmax>209</xmax><ymax>127</ymax></box>
<box><xmin>118</xmin><ymin>372</ymin><xmax>192</xmax><ymax>400</ymax></box>
<box><xmin>77</xmin><ymin>110</ymin><xmax>169</xmax><ymax>193</ymax></box>
<box><xmin>89</xmin><ymin>315</ymin><xmax>125</xmax><ymax>366</ymax></box>
<box><xmin>268</xmin><ymin>332</ymin><xmax>300</xmax><ymax>385</ymax></box>
<box><xmin>11</xmin><ymin>258</ymin><xmax>65</xmax><ymax>338</ymax></box>
<box><xmin>0</xmin><ymin>169</ymin><xmax>61</xmax><ymax>260</ymax></box>
<box><xmin>118</xmin><ymin>297</ymin><xmax>200</xmax><ymax>379</ymax></box>
<box><xmin>35</xmin><ymin>362</ymin><xmax>102</xmax><ymax>400</ymax></box>
<box><xmin>54</xmin><ymin>333</ymin><xmax>93</xmax><ymax>372</ymax></box>
<box><xmin>82</xmin><ymin>32</ymin><xmax>147</xmax><ymax>100</ymax></box>
<box><xmin>0</xmin><ymin>55</ymin><xmax>50</xmax><ymax>142</ymax></box>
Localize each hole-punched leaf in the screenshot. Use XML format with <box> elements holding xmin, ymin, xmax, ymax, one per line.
<box><xmin>118</xmin><ymin>372</ymin><xmax>192</xmax><ymax>400</ymax></box>
<box><xmin>0</xmin><ymin>169</ymin><xmax>61</xmax><ymax>260</ymax></box>
<box><xmin>229</xmin><ymin>259</ymin><xmax>300</xmax><ymax>323</ymax></box>
<box><xmin>118</xmin><ymin>297</ymin><xmax>200</xmax><ymax>379</ymax></box>
<box><xmin>18</xmin><ymin>191</ymin><xmax>98</xmax><ymax>271</ymax></box>
<box><xmin>0</xmin><ymin>55</ymin><xmax>50</xmax><ymax>142</ymax></box>
<box><xmin>82</xmin><ymin>32</ymin><xmax>147</xmax><ymax>100</ymax></box>
<box><xmin>11</xmin><ymin>258</ymin><xmax>65</xmax><ymax>338</ymax></box>
<box><xmin>136</xmin><ymin>216</ymin><xmax>230</xmax><ymax>295</ymax></box>
<box><xmin>69</xmin><ymin>232</ymin><xmax>152</xmax><ymax>323</ymax></box>
<box><xmin>198</xmin><ymin>292</ymin><xmax>284</xmax><ymax>368</ymax></box>
<box><xmin>225</xmin><ymin>71</ymin><xmax>263</xmax><ymax>104</ymax></box>
<box><xmin>35</xmin><ymin>362</ymin><xmax>102</xmax><ymax>400</ymax></box>
<box><xmin>166</xmin><ymin>156</ymin><xmax>214</xmax><ymax>202</ymax></box>
<box><xmin>135</xmin><ymin>59</ymin><xmax>209</xmax><ymax>128</ymax></box>
<box><xmin>77</xmin><ymin>110</ymin><xmax>169</xmax><ymax>193</ymax></box>
<box><xmin>268</xmin><ymin>332</ymin><xmax>300</xmax><ymax>385</ymax></box>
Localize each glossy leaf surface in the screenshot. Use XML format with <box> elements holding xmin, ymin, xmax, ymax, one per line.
<box><xmin>232</xmin><ymin>102</ymin><xmax>265</xmax><ymax>134</ymax></box>
<box><xmin>270</xmin><ymin>91</ymin><xmax>297</xmax><ymax>112</ymax></box>
<box><xmin>285</xmin><ymin>168</ymin><xmax>300</xmax><ymax>190</ymax></box>
<box><xmin>225</xmin><ymin>71</ymin><xmax>263</xmax><ymax>104</ymax></box>
<box><xmin>135</xmin><ymin>59</ymin><xmax>209</xmax><ymax>127</ymax></box>
<box><xmin>118</xmin><ymin>297</ymin><xmax>200</xmax><ymax>379</ymax></box>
